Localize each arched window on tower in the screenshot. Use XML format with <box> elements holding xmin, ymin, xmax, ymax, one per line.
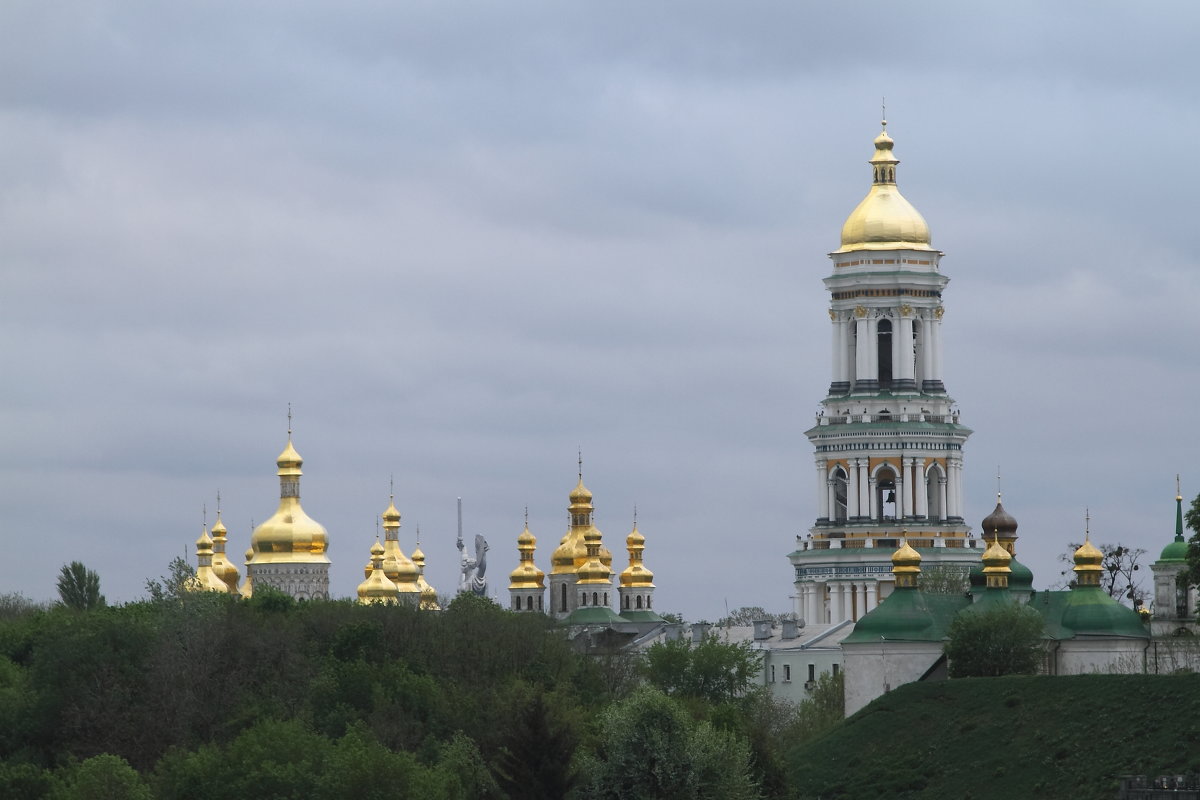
<box><xmin>875</xmin><ymin>465</ymin><xmax>898</xmax><ymax>521</ymax></box>
<box><xmin>832</xmin><ymin>466</ymin><xmax>849</xmax><ymax>522</ymax></box>
<box><xmin>877</xmin><ymin>318</ymin><xmax>893</xmax><ymax>388</ymax></box>
<box><xmin>526</xmin><ymin>596</ymin><xmax>533</xmax><ymax>611</ymax></box>
<box><xmin>592</xmin><ymin>591</ymin><xmax>599</xmax><ymax>606</ymax></box>
<box><xmin>561</xmin><ymin>583</ymin><xmax>567</xmax><ymax>612</ymax></box>
<box><xmin>926</xmin><ymin>463</ymin><xmax>947</xmax><ymax>521</ymax></box>
<box><xmin>636</xmin><ymin>595</ymin><xmax>643</xmax><ymax>609</ymax></box>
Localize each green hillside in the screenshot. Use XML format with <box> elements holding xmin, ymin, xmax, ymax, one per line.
<box><xmin>789</xmin><ymin>674</ymin><xmax>1200</xmax><ymax>800</ymax></box>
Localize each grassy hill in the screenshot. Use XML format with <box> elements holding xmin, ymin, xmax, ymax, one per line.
<box><xmin>788</xmin><ymin>674</ymin><xmax>1200</xmax><ymax>800</ymax></box>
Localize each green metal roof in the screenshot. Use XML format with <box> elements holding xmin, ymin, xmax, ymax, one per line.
<box><xmin>1028</xmin><ymin>587</ymin><xmax>1147</xmax><ymax>640</ymax></box>
<box><xmin>842</xmin><ymin>589</ymin><xmax>969</xmax><ymax>643</ymax></box>
<box><xmin>618</xmin><ymin>609</ymin><xmax>665</xmax><ymax>623</ymax></box>
<box><xmin>560</xmin><ymin>606</ymin><xmax>624</xmax><ymax>626</ymax></box>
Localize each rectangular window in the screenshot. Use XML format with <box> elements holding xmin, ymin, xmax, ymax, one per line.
<box><xmin>832</xmin><ymin>663</ymin><xmax>840</xmax><ymax>676</ymax></box>
<box><xmin>783</xmin><ymin>664</ymin><xmax>791</xmax><ymax>682</ymax></box>
<box><xmin>808</xmin><ymin>664</ymin><xmax>816</xmax><ymax>682</ymax></box>
<box><xmin>770</xmin><ymin>665</ymin><xmax>776</xmax><ymax>683</ymax></box>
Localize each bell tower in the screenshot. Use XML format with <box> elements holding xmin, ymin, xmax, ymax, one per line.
<box><xmin>790</xmin><ymin>120</ymin><xmax>978</xmax><ymax>625</ymax></box>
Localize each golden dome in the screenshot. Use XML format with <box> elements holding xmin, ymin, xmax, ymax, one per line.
<box><xmin>249</xmin><ymin>436</ymin><xmax>330</xmax><ymax>565</ymax></box>
<box><xmin>209</xmin><ymin>507</ymin><xmax>240</xmax><ymax>594</ymax></box>
<box><xmin>569</xmin><ymin>477</ymin><xmax>593</xmax><ymax>505</ymax></box>
<box><xmin>1073</xmin><ymin>535</ymin><xmax>1104</xmax><ymax>587</ymax></box>
<box><xmin>510</xmin><ymin>523</ymin><xmax>546</xmax><ymax>589</ymax></box>
<box><xmin>190</xmin><ymin>527</ymin><xmax>230</xmax><ymax>593</ymax></box>
<box><xmin>552</xmin><ymin>472</ymin><xmax>612</xmax><ymax>574</ymax></box>
<box><xmin>619</xmin><ymin>524</ymin><xmax>655</xmax><ymax>588</ymax></box>
<box><xmin>357</xmin><ymin>540</ymin><xmax>398</xmax><ymax>605</ymax></box>
<box><xmin>982</xmin><ymin>534</ymin><xmax>1013</xmax><ymax>588</ymax></box>
<box><xmin>240</xmin><ymin>547</ymin><xmax>254</xmax><ymax>598</ymax></box>
<box><xmin>835</xmin><ymin>123</ymin><xmax>934</xmax><ymax>253</ymax></box>
<box><xmin>577</xmin><ymin>528</ymin><xmax>611</xmax><ymax>585</ymax></box>
<box><xmin>411</xmin><ymin>537</ymin><xmax>440</xmax><ymax>610</ymax></box>
<box><xmin>891</xmin><ymin>538</ymin><xmax>922</xmax><ymax>588</ymax></box>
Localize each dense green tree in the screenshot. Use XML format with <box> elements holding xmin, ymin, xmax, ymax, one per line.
<box><xmin>944</xmin><ymin>603</ymin><xmax>1044</xmax><ymax>678</ymax></box>
<box><xmin>55</xmin><ymin>562</ymin><xmax>105</xmax><ymax>611</ymax></box>
<box><xmin>143</xmin><ymin>557</ymin><xmax>197</xmax><ymax>603</ymax></box>
<box><xmin>1183</xmin><ymin>492</ymin><xmax>1200</xmax><ymax>589</ymax></box>
<box><xmin>575</xmin><ymin>686</ymin><xmax>759</xmax><ymax>800</ymax></box>
<box><xmin>493</xmin><ymin>686</ymin><xmax>580</xmax><ymax>799</ymax></box>
<box><xmin>641</xmin><ymin>634</ymin><xmax>761</xmax><ymax>705</ymax></box>
<box><xmin>60</xmin><ymin>754</ymin><xmax>151</xmax><ymax>800</ymax></box>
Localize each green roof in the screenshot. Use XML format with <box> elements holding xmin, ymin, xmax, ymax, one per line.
<box><xmin>1029</xmin><ymin>587</ymin><xmax>1147</xmax><ymax>640</ymax></box>
<box><xmin>1160</xmin><ymin>536</ymin><xmax>1188</xmax><ymax>563</ymax></box>
<box><xmin>843</xmin><ymin>589</ymin><xmax>969</xmax><ymax>643</ymax></box>
<box><xmin>959</xmin><ymin>587</ymin><xmax>1023</xmax><ymax>616</ymax></box>
<box><xmin>560</xmin><ymin>606</ymin><xmax>623</xmax><ymax>626</ymax></box>
<box><xmin>618</xmin><ymin>609</ymin><xmax>665</xmax><ymax>623</ymax></box>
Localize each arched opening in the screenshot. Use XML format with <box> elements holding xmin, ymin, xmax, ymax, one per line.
<box><xmin>592</xmin><ymin>591</ymin><xmax>599</xmax><ymax>606</ymax></box>
<box><xmin>877</xmin><ymin>319</ymin><xmax>893</xmax><ymax>388</ymax></box>
<box><xmin>526</xmin><ymin>596</ymin><xmax>533</xmax><ymax>611</ymax></box>
<box><xmin>926</xmin><ymin>464</ymin><xmax>946</xmax><ymax>521</ymax></box>
<box><xmin>636</xmin><ymin>595</ymin><xmax>643</xmax><ymax>609</ymax></box>
<box><xmin>560</xmin><ymin>583</ymin><xmax>567</xmax><ymax>612</ymax></box>
<box><xmin>623</xmin><ymin>595</ymin><xmax>629</xmax><ymax>609</ymax></box>
<box><xmin>874</xmin><ymin>465</ymin><xmax>898</xmax><ymax>521</ymax></box>
<box><xmin>832</xmin><ymin>466</ymin><xmax>849</xmax><ymax>522</ymax></box>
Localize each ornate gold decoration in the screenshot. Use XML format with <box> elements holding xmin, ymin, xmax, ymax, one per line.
<box><xmin>899</xmin><ymin>303</ymin><xmax>912</xmax><ymax>317</ymax></box>
<box><xmin>828</xmin><ymin>309</ymin><xmax>837</xmax><ymax>321</ymax></box>
<box><xmin>854</xmin><ymin>305</ymin><xmax>867</xmax><ymax>318</ymax></box>
<box><xmin>934</xmin><ymin>306</ymin><xmax>945</xmax><ymax>319</ymax></box>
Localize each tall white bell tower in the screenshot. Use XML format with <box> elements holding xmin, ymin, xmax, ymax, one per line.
<box><xmin>790</xmin><ymin>121</ymin><xmax>979</xmax><ymax>625</ymax></box>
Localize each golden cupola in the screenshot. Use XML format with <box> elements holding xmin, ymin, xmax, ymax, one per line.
<box><xmin>551</xmin><ymin>475</ymin><xmax>612</xmax><ymax>574</ymax></box>
<box><xmin>981</xmin><ymin>533</ymin><xmax>1013</xmax><ymax>589</ymax></box>
<box><xmin>576</xmin><ymin>527</ymin><xmax>612</xmax><ymax>586</ymax></box>
<box><xmin>510</xmin><ymin>523</ymin><xmax>547</xmax><ymax>590</ymax></box>
<box><xmin>239</xmin><ymin>547</ymin><xmax>254</xmax><ymax>598</ymax></box>
<box><xmin>357</xmin><ymin>540</ymin><xmax>399</xmax><ymax>605</ymax></box>
<box><xmin>192</xmin><ymin>525</ymin><xmax>231</xmax><ymax>593</ymax></box>
<box><xmin>412</xmin><ymin>529</ymin><xmax>441</xmax><ymax>611</ymax></box>
<box><xmin>835</xmin><ymin>121</ymin><xmax>934</xmax><ymax>253</ymax></box>
<box><xmin>248</xmin><ymin>434</ymin><xmax>330</xmax><ymax>565</ymax></box>
<box><xmin>209</xmin><ymin>501</ymin><xmax>240</xmax><ymax>594</ymax></box>
<box><xmin>1073</xmin><ymin>536</ymin><xmax>1104</xmax><ymax>588</ymax></box>
<box><xmin>380</xmin><ymin>494</ymin><xmax>421</xmax><ymax>597</ymax></box>
<box><xmin>619</xmin><ymin>524</ymin><xmax>655</xmax><ymax>588</ymax></box>
<box><xmin>891</xmin><ymin>537</ymin><xmax>922</xmax><ymax>589</ymax></box>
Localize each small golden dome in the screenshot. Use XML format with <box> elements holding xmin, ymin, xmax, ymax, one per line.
<box><xmin>357</xmin><ymin>539</ymin><xmax>398</xmax><ymax>604</ymax></box>
<box><xmin>569</xmin><ymin>478</ymin><xmax>592</xmax><ymax>505</ymax></box>
<box><xmin>891</xmin><ymin>537</ymin><xmax>922</xmax><ymax>588</ymax></box>
<box><xmin>510</xmin><ymin>523</ymin><xmax>546</xmax><ymax>589</ymax></box>
<box><xmin>577</xmin><ymin>528</ymin><xmax>611</xmax><ymax>585</ymax></box>
<box><xmin>836</xmin><ymin>124</ymin><xmax>933</xmax><ymax>253</ymax></box>
<box><xmin>1074</xmin><ymin>537</ymin><xmax>1104</xmax><ymax>569</ymax></box>
<box><xmin>277</xmin><ymin>439</ymin><xmax>302</xmax><ymax>471</ymax></box>
<box><xmin>982</xmin><ymin>536</ymin><xmax>1013</xmax><ymax>570</ymax></box>
<box><xmin>620</xmin><ymin>523</ymin><xmax>654</xmax><ymax>587</ymax></box>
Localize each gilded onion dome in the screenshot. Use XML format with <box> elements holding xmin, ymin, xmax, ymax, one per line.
<box><xmin>981</xmin><ymin>534</ymin><xmax>1013</xmax><ymax>589</ymax></box>
<box><xmin>619</xmin><ymin>524</ymin><xmax>655</xmax><ymax>588</ymax></box>
<box><xmin>835</xmin><ymin>121</ymin><xmax>934</xmax><ymax>253</ymax></box>
<box><xmin>1073</xmin><ymin>536</ymin><xmax>1105</xmax><ymax>587</ymax></box>
<box><xmin>891</xmin><ymin>538</ymin><xmax>922</xmax><ymax>589</ymax></box>
<box><xmin>510</xmin><ymin>524</ymin><xmax>547</xmax><ymax>590</ymax></box>
<box><xmin>380</xmin><ymin>495</ymin><xmax>421</xmax><ymax>596</ymax></box>
<box><xmin>248</xmin><ymin>435</ymin><xmax>330</xmax><ymax>565</ymax></box>
<box><xmin>239</xmin><ymin>547</ymin><xmax>254</xmax><ymax>598</ymax></box>
<box><xmin>191</xmin><ymin>526</ymin><xmax>231</xmax><ymax>593</ymax></box>
<box><xmin>412</xmin><ymin>532</ymin><xmax>441</xmax><ymax>611</ymax></box>
<box><xmin>551</xmin><ymin>475</ymin><xmax>612</xmax><ymax>574</ymax></box>
<box><xmin>357</xmin><ymin>540</ymin><xmax>399</xmax><ymax>605</ymax></box>
<box><xmin>577</xmin><ymin>527</ymin><xmax>612</xmax><ymax>585</ymax></box>
<box><xmin>209</xmin><ymin>506</ymin><xmax>240</xmax><ymax>594</ymax></box>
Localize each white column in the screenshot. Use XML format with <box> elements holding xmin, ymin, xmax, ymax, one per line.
<box><xmin>866</xmin><ymin>581</ymin><xmax>877</xmax><ymax>613</ymax></box>
<box><xmin>903</xmin><ymin>458</ymin><xmax>916</xmax><ymax>517</ymax></box>
<box><xmin>858</xmin><ymin>460</ymin><xmax>871</xmax><ymax>519</ymax></box>
<box><xmin>831</xmin><ymin>582</ymin><xmax>845</xmax><ymax>623</ymax></box>
<box><xmin>855</xmin><ymin>316</ymin><xmax>871</xmax><ymax>382</ymax></box>
<box><xmin>914</xmin><ymin>459</ymin><xmax>928</xmax><ymax>518</ymax></box>
<box><xmin>890</xmin><ymin>316</ymin><xmax>902</xmax><ymax>385</ymax></box>
<box><xmin>898</xmin><ymin>315</ymin><xmax>915</xmax><ymax>383</ymax></box>
<box><xmin>895</xmin><ymin>473</ymin><xmax>906</xmax><ymax>519</ymax></box>
<box><xmin>866</xmin><ymin>316</ymin><xmax>879</xmax><ymax>382</ymax></box>
<box><xmin>933</xmin><ymin>316</ymin><xmax>945</xmax><ymax>384</ymax></box>
<box><xmin>868</xmin><ymin>474</ymin><xmax>879</xmax><ymax>521</ymax></box>
<box><xmin>847</xmin><ymin>460</ymin><xmax>860</xmax><ymax>518</ymax></box>
<box><xmin>947</xmin><ymin>460</ymin><xmax>958</xmax><ymax>518</ymax></box>
<box><xmin>816</xmin><ymin>461</ymin><xmax>829</xmax><ymax>519</ymax></box>
<box><xmin>953</xmin><ymin>459</ymin><xmax>965</xmax><ymax>520</ymax></box>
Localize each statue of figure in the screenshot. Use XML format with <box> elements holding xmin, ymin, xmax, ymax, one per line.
<box><xmin>457</xmin><ymin>531</ymin><xmax>489</xmax><ymax>597</ymax></box>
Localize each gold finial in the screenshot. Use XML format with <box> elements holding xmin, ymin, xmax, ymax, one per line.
<box><xmin>415</xmin><ymin>523</ymin><xmax>421</xmax><ymax>546</ymax></box>
<box><xmin>524</xmin><ymin>506</ymin><xmax>528</xmax><ymax>527</ymax></box>
<box><xmin>633</xmin><ymin>504</ymin><xmax>638</xmax><ymax>528</ymax></box>
<box><xmin>202</xmin><ymin>503</ymin><xmax>207</xmax><ymax>530</ymax></box>
<box><xmin>1085</xmin><ymin>508</ymin><xmax>1091</xmax><ymax>541</ymax></box>
<box><xmin>287</xmin><ymin>402</ymin><xmax>293</xmax><ymax>439</ymax></box>
<box><xmin>390</xmin><ymin>473</ymin><xmax>395</xmax><ymax>501</ymax></box>
<box><xmin>881</xmin><ymin>96</ymin><xmax>886</xmax><ymax>130</ymax></box>
<box><xmin>578</xmin><ymin>448</ymin><xmax>583</xmax><ymax>481</ymax></box>
<box><xmin>996</xmin><ymin>466</ymin><xmax>1002</xmax><ymax>502</ymax></box>
<box><xmin>1178</xmin><ymin>474</ymin><xmax>1183</xmax><ymax>502</ymax></box>
<box><xmin>216</xmin><ymin>491</ymin><xmax>222</xmax><ymax>516</ymax></box>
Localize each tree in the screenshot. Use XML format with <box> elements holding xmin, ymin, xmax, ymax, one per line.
<box><xmin>574</xmin><ymin>686</ymin><xmax>759</xmax><ymax>800</ymax></box>
<box><xmin>918</xmin><ymin>564</ymin><xmax>970</xmax><ymax>596</ymax></box>
<box><xmin>944</xmin><ymin>603</ymin><xmax>1044</xmax><ymax>678</ymax></box>
<box><xmin>144</xmin><ymin>557</ymin><xmax>197</xmax><ymax>602</ymax></box>
<box><xmin>56</xmin><ymin>561</ymin><xmax>105</xmax><ymax>610</ymax></box>
<box><xmin>1183</xmin><ymin>492</ymin><xmax>1200</xmax><ymax>589</ymax></box>
<box><xmin>1056</xmin><ymin>542</ymin><xmax>1147</xmax><ymax>607</ymax></box>
<box><xmin>715</xmin><ymin>606</ymin><xmax>788</xmax><ymax>627</ymax></box>
<box><xmin>641</xmin><ymin>634</ymin><xmax>762</xmax><ymax>705</ymax></box>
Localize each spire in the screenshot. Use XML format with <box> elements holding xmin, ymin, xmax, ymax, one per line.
<box><xmin>1177</xmin><ymin>474</ymin><xmax>1185</xmax><ymax>542</ymax></box>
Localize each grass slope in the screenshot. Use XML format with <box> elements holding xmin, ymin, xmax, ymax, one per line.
<box><xmin>789</xmin><ymin>674</ymin><xmax>1200</xmax><ymax>800</ymax></box>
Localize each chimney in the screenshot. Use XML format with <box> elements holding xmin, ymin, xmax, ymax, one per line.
<box><xmin>752</xmin><ymin>619</ymin><xmax>773</xmax><ymax>641</ymax></box>
<box><xmin>781</xmin><ymin>618</ymin><xmax>799</xmax><ymax>640</ymax></box>
<box><xmin>690</xmin><ymin>622</ymin><xmax>712</xmax><ymax>644</ymax></box>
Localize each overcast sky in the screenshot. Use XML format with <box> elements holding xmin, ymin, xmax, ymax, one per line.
<box><xmin>1</xmin><ymin>2</ymin><xmax>1197</xmax><ymax>619</ymax></box>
